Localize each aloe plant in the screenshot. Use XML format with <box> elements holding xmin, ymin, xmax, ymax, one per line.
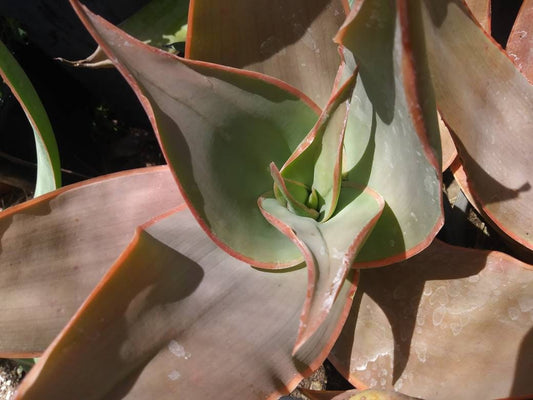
<box><xmin>0</xmin><ymin>0</ymin><xmax>532</xmax><ymax>399</ymax></box>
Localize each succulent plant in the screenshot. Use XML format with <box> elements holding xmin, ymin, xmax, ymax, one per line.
<box><xmin>0</xmin><ymin>0</ymin><xmax>532</xmax><ymax>399</ymax></box>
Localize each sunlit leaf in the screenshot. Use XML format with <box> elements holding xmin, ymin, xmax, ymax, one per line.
<box><xmin>329</xmin><ymin>240</ymin><xmax>533</xmax><ymax>400</ymax></box>
<box><xmin>259</xmin><ymin>183</ymin><xmax>384</xmax><ymax>351</ymax></box>
<box><xmin>187</xmin><ymin>0</ymin><xmax>346</xmax><ymax>107</ymax></box>
<box><xmin>0</xmin><ymin>39</ymin><xmax>61</xmax><ymax>196</ymax></box>
<box><xmin>0</xmin><ymin>166</ymin><xmax>181</xmax><ymax>357</ymax></box>
<box><xmin>419</xmin><ymin>0</ymin><xmax>533</xmax><ymax>251</ymax></box>
<box><xmin>14</xmin><ymin>207</ymin><xmax>358</xmax><ymax>400</ymax></box>
<box><xmin>336</xmin><ymin>0</ymin><xmax>443</xmax><ymax>266</ymax></box>
<box><xmin>70</xmin><ymin>0</ymin><xmax>322</xmax><ymax>267</ymax></box>
<box><xmin>464</xmin><ymin>0</ymin><xmax>491</xmax><ymax>31</ymax></box>
<box><xmin>506</xmin><ymin>0</ymin><xmax>533</xmax><ymax>83</ymax></box>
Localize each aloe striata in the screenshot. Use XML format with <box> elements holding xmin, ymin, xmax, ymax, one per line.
<box><xmin>0</xmin><ymin>0</ymin><xmax>532</xmax><ymax>399</ymax></box>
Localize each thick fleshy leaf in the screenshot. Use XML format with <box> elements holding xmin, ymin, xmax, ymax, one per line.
<box><xmin>506</xmin><ymin>0</ymin><xmax>533</xmax><ymax>83</ymax></box>
<box><xmin>259</xmin><ymin>183</ymin><xmax>384</xmax><ymax>351</ymax></box>
<box><xmin>186</xmin><ymin>0</ymin><xmax>346</xmax><ymax>107</ymax></box>
<box><xmin>302</xmin><ymin>388</ymin><xmax>422</xmax><ymax>400</ymax></box>
<box><xmin>0</xmin><ymin>39</ymin><xmax>61</xmax><ymax>196</ymax></box>
<box><xmin>464</xmin><ymin>0</ymin><xmax>491</xmax><ymax>31</ymax></box>
<box><xmin>335</xmin><ymin>0</ymin><xmax>443</xmax><ymax>266</ymax></box>
<box><xmin>15</xmin><ymin>207</ymin><xmax>359</xmax><ymax>400</ymax></box>
<box><xmin>71</xmin><ymin>0</ymin><xmax>322</xmax><ymax>267</ymax></box>
<box><xmin>329</xmin><ymin>240</ymin><xmax>533</xmax><ymax>400</ymax></box>
<box><xmin>0</xmin><ymin>166</ymin><xmax>181</xmax><ymax>357</ymax></box>
<box><xmin>281</xmin><ymin>70</ymin><xmax>357</xmax><ymax>221</ymax></box>
<box><xmin>419</xmin><ymin>0</ymin><xmax>533</xmax><ymax>251</ymax></box>
<box><xmin>59</xmin><ymin>0</ymin><xmax>189</xmax><ymax>68</ymax></box>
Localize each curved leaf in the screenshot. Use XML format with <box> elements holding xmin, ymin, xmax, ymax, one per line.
<box><xmin>187</xmin><ymin>0</ymin><xmax>346</xmax><ymax>107</ymax></box>
<box><xmin>280</xmin><ymin>70</ymin><xmax>357</xmax><ymax>221</ymax></box>
<box><xmin>70</xmin><ymin>0</ymin><xmax>322</xmax><ymax>267</ymax></box>
<box><xmin>259</xmin><ymin>183</ymin><xmax>384</xmax><ymax>351</ymax></box>
<box><xmin>335</xmin><ymin>0</ymin><xmax>444</xmax><ymax>266</ymax></box>
<box><xmin>506</xmin><ymin>0</ymin><xmax>533</xmax><ymax>83</ymax></box>
<box><xmin>329</xmin><ymin>240</ymin><xmax>533</xmax><ymax>400</ymax></box>
<box><xmin>419</xmin><ymin>0</ymin><xmax>533</xmax><ymax>251</ymax></box>
<box><xmin>0</xmin><ymin>166</ymin><xmax>181</xmax><ymax>357</ymax></box>
<box><xmin>14</xmin><ymin>207</ymin><xmax>359</xmax><ymax>400</ymax></box>
<box><xmin>0</xmin><ymin>40</ymin><xmax>61</xmax><ymax>196</ymax></box>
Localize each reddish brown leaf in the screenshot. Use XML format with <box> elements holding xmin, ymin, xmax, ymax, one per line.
<box><xmin>0</xmin><ymin>166</ymin><xmax>181</xmax><ymax>357</ymax></box>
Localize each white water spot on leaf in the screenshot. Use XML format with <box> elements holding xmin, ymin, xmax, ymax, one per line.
<box><xmin>168</xmin><ymin>370</ymin><xmax>181</xmax><ymax>381</ymax></box>
<box><xmin>414</xmin><ymin>342</ymin><xmax>427</xmax><ymax>363</ymax></box>
<box><xmin>517</xmin><ymin>295</ymin><xmax>533</xmax><ymax>313</ymax></box>
<box><xmin>331</xmin><ymin>247</ymin><xmax>344</xmax><ymax>260</ymax></box>
<box><xmin>508</xmin><ymin>307</ymin><xmax>520</xmax><ymax>321</ymax></box>
<box><xmin>450</xmin><ymin>322</ymin><xmax>462</xmax><ymax>336</ymax></box>
<box><xmin>416</xmin><ymin>311</ymin><xmax>426</xmax><ymax>327</ymax></box>
<box><xmin>429</xmin><ymin>286</ymin><xmax>448</xmax><ymax>306</ymax></box>
<box><xmin>168</xmin><ymin>340</ymin><xmax>191</xmax><ymax>359</ymax></box>
<box><xmin>432</xmin><ymin>305</ymin><xmax>446</xmax><ymax>326</ymax></box>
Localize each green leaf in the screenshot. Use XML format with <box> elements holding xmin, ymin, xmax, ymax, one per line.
<box><xmin>280</xmin><ymin>71</ymin><xmax>357</xmax><ymax>222</ymax></box>
<box><xmin>336</xmin><ymin>0</ymin><xmax>443</xmax><ymax>266</ymax></box>
<box><xmin>259</xmin><ymin>183</ymin><xmax>384</xmax><ymax>351</ymax></box>
<box><xmin>329</xmin><ymin>240</ymin><xmax>533</xmax><ymax>400</ymax></box>
<box><xmin>59</xmin><ymin>0</ymin><xmax>189</xmax><ymax>68</ymax></box>
<box><xmin>0</xmin><ymin>39</ymin><xmax>61</xmax><ymax>196</ymax></box>
<box><xmin>119</xmin><ymin>0</ymin><xmax>188</xmax><ymax>49</ymax></box>
<box><xmin>71</xmin><ymin>0</ymin><xmax>322</xmax><ymax>267</ymax></box>
<box><xmin>420</xmin><ymin>0</ymin><xmax>533</xmax><ymax>251</ymax></box>
<box><xmin>187</xmin><ymin>0</ymin><xmax>346</xmax><ymax>107</ymax></box>
<box><xmin>13</xmin><ymin>207</ymin><xmax>359</xmax><ymax>399</ymax></box>
<box><xmin>0</xmin><ymin>166</ymin><xmax>181</xmax><ymax>357</ymax></box>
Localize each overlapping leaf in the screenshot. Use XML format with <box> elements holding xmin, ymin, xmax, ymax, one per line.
<box><xmin>260</xmin><ymin>183</ymin><xmax>384</xmax><ymax>351</ymax></box>
<box><xmin>329</xmin><ymin>240</ymin><xmax>533</xmax><ymax>400</ymax></box>
<box><xmin>70</xmin><ymin>0</ymin><xmax>325</xmax><ymax>267</ymax></box>
<box><xmin>0</xmin><ymin>166</ymin><xmax>181</xmax><ymax>356</ymax></box>
<box><xmin>187</xmin><ymin>0</ymin><xmax>346</xmax><ymax>107</ymax></box>
<box><xmin>335</xmin><ymin>0</ymin><xmax>443</xmax><ymax>266</ymax></box>
<box><xmin>14</xmin><ymin>207</ymin><xmax>359</xmax><ymax>400</ymax></box>
<box><xmin>506</xmin><ymin>0</ymin><xmax>533</xmax><ymax>83</ymax></box>
<box><xmin>0</xmin><ymin>40</ymin><xmax>61</xmax><ymax>196</ymax></box>
<box><xmin>420</xmin><ymin>0</ymin><xmax>533</xmax><ymax>251</ymax></box>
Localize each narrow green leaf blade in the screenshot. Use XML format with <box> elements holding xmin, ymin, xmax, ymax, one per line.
<box><xmin>70</xmin><ymin>0</ymin><xmax>322</xmax><ymax>267</ymax></box>
<box><xmin>0</xmin><ymin>39</ymin><xmax>61</xmax><ymax>196</ymax></box>
<box><xmin>0</xmin><ymin>166</ymin><xmax>181</xmax><ymax>356</ymax></box>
